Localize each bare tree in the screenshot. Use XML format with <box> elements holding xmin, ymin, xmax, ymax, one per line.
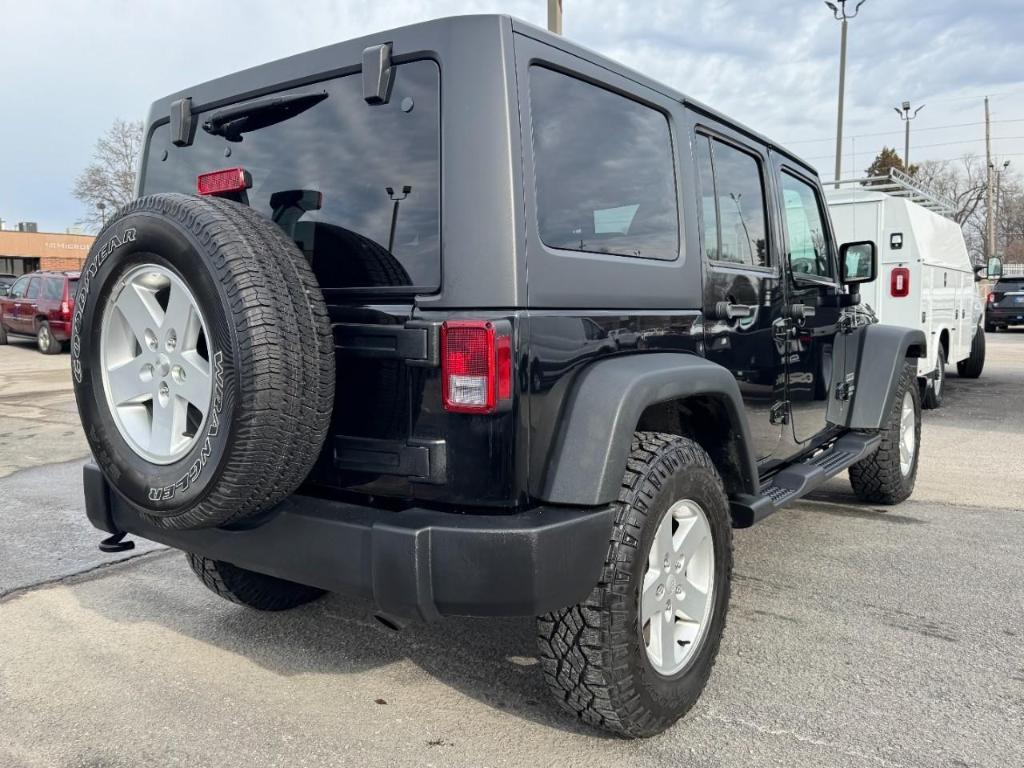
<box><xmin>73</xmin><ymin>118</ymin><xmax>144</xmax><ymax>231</ymax></box>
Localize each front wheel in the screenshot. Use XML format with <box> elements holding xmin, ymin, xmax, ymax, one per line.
<box><xmin>849</xmin><ymin>362</ymin><xmax>921</xmax><ymax>504</ymax></box>
<box><xmin>537</xmin><ymin>433</ymin><xmax>732</xmax><ymax>738</ymax></box>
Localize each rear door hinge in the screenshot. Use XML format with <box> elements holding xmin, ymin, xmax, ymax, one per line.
<box><xmin>770</xmin><ymin>401</ymin><xmax>791</xmax><ymax>425</ymax></box>
<box><xmin>835</xmin><ymin>378</ymin><xmax>856</xmax><ymax>401</ymax></box>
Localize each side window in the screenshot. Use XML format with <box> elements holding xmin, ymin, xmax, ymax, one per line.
<box><xmin>25</xmin><ymin>278</ymin><xmax>41</xmax><ymax>300</ymax></box>
<box><xmin>530</xmin><ymin>66</ymin><xmax>679</xmax><ymax>261</ymax></box>
<box><xmin>9</xmin><ymin>277</ymin><xmax>29</xmax><ymax>299</ymax></box>
<box><xmin>44</xmin><ymin>278</ymin><xmax>64</xmax><ymax>300</ymax></box>
<box><xmin>781</xmin><ymin>172</ymin><xmax>834</xmax><ymax>280</ymax></box>
<box><xmin>694</xmin><ymin>135</ymin><xmax>719</xmax><ymax>260</ymax></box>
<box><xmin>694</xmin><ymin>133</ymin><xmax>768</xmax><ymax>268</ymax></box>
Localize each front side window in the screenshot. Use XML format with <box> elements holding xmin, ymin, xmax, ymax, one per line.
<box><xmin>530</xmin><ymin>66</ymin><xmax>678</xmax><ymax>260</ymax></box>
<box><xmin>781</xmin><ymin>172</ymin><xmax>834</xmax><ymax>280</ymax></box>
<box><xmin>695</xmin><ymin>135</ymin><xmax>769</xmax><ymax>268</ymax></box>
<box><xmin>9</xmin><ymin>277</ymin><xmax>29</xmax><ymax>299</ymax></box>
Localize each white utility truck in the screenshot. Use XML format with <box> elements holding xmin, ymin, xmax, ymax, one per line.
<box><xmin>825</xmin><ymin>170</ymin><xmax>985</xmax><ymax>408</ymax></box>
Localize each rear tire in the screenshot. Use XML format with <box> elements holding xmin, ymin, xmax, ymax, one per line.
<box><xmin>37</xmin><ymin>321</ymin><xmax>62</xmax><ymax>355</ymax></box>
<box><xmin>849</xmin><ymin>362</ymin><xmax>921</xmax><ymax>504</ymax></box>
<box><xmin>537</xmin><ymin>433</ymin><xmax>732</xmax><ymax>738</ymax></box>
<box><xmin>0</xmin><ymin>322</ymin><xmax>7</xmax><ymax>345</ymax></box>
<box><xmin>186</xmin><ymin>553</ymin><xmax>325</xmax><ymax>611</ymax></box>
<box><xmin>956</xmin><ymin>328</ymin><xmax>985</xmax><ymax>379</ymax></box>
<box><xmin>921</xmin><ymin>346</ymin><xmax>945</xmax><ymax>410</ymax></box>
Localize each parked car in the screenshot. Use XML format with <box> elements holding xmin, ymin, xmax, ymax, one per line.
<box><xmin>0</xmin><ymin>270</ymin><xmax>79</xmax><ymax>353</ymax></box>
<box><xmin>75</xmin><ymin>15</ymin><xmax>925</xmax><ymax>738</ymax></box>
<box><xmin>985</xmin><ymin>275</ymin><xmax>1024</xmax><ymax>331</ymax></box>
<box><xmin>826</xmin><ymin>187</ymin><xmax>984</xmax><ymax>404</ymax></box>
<box><xmin>0</xmin><ymin>274</ymin><xmax>17</xmax><ymax>297</ymax></box>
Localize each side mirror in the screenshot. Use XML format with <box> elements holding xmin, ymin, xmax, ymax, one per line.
<box><xmin>987</xmin><ymin>256</ymin><xmax>1003</xmax><ymax>280</ymax></box>
<box><xmin>839</xmin><ymin>241</ymin><xmax>877</xmax><ymax>287</ymax></box>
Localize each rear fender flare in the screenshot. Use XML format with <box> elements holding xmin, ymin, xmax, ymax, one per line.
<box><xmin>539</xmin><ymin>353</ymin><xmax>759</xmax><ymax>506</ymax></box>
<box><xmin>829</xmin><ymin>324</ymin><xmax>927</xmax><ymax>430</ymax></box>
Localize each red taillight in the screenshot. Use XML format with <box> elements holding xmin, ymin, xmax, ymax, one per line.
<box><xmin>987</xmin><ymin>292</ymin><xmax>995</xmax><ymax>304</ymax></box>
<box><xmin>197</xmin><ymin>167</ymin><xmax>252</xmax><ymax>196</ymax></box>
<box><xmin>890</xmin><ymin>267</ymin><xmax>910</xmax><ymax>298</ymax></box>
<box><xmin>440</xmin><ymin>321</ymin><xmax>513</xmax><ymax>414</ymax></box>
<box><xmin>60</xmin><ymin>300</ymin><xmax>70</xmax><ymax>319</ymax></box>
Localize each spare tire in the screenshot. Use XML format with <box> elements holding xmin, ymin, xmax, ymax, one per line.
<box><xmin>71</xmin><ymin>193</ymin><xmax>334</xmax><ymax>529</ymax></box>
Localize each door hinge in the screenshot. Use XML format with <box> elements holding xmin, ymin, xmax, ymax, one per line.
<box><xmin>770</xmin><ymin>401</ymin><xmax>791</xmax><ymax>425</ymax></box>
<box><xmin>835</xmin><ymin>379</ymin><xmax>856</xmax><ymax>401</ymax></box>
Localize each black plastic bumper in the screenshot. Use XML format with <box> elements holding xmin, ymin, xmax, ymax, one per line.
<box><xmin>988</xmin><ymin>308</ymin><xmax>1024</xmax><ymax>324</ymax></box>
<box><xmin>83</xmin><ymin>464</ymin><xmax>614</xmax><ymax>622</ymax></box>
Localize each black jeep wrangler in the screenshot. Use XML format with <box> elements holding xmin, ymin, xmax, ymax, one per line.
<box><xmin>75</xmin><ymin>15</ymin><xmax>925</xmax><ymax>738</ymax></box>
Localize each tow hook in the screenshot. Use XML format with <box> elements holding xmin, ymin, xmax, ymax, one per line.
<box><xmin>98</xmin><ymin>531</ymin><xmax>135</xmax><ymax>554</ymax></box>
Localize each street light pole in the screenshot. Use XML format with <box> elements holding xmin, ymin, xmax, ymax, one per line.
<box><xmin>894</xmin><ymin>101</ymin><xmax>925</xmax><ymax>168</ymax></box>
<box><xmin>826</xmin><ymin>1</ymin><xmax>867</xmax><ymax>187</ymax></box>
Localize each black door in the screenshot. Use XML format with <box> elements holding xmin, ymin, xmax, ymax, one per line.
<box><xmin>773</xmin><ymin>162</ymin><xmax>843</xmax><ymax>446</ymax></box>
<box><xmin>694</xmin><ymin>128</ymin><xmax>787</xmax><ymax>462</ymax></box>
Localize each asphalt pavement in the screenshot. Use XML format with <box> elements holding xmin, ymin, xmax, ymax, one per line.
<box><xmin>0</xmin><ymin>332</ymin><xmax>1022</xmax><ymax>768</ymax></box>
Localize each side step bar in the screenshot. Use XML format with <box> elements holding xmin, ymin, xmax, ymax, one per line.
<box><xmin>729</xmin><ymin>432</ymin><xmax>881</xmax><ymax>528</ymax></box>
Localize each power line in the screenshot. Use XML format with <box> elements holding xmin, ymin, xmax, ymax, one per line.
<box><xmin>785</xmin><ymin>118</ymin><xmax>1024</xmax><ymax>145</ymax></box>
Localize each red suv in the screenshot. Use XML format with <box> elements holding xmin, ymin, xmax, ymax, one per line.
<box><xmin>0</xmin><ymin>271</ymin><xmax>80</xmax><ymax>354</ymax></box>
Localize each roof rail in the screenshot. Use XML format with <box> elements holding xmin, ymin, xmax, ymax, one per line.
<box><xmin>824</xmin><ymin>168</ymin><xmax>956</xmax><ymax>218</ymax></box>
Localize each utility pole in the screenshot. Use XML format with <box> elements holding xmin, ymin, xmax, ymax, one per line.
<box><xmin>894</xmin><ymin>101</ymin><xmax>925</xmax><ymax>168</ymax></box>
<box><xmin>547</xmin><ymin>0</ymin><xmax>562</xmax><ymax>34</ymax></box>
<box><xmin>986</xmin><ymin>96</ymin><xmax>995</xmax><ymax>260</ymax></box>
<box><xmin>994</xmin><ymin>160</ymin><xmax>1010</xmax><ymax>252</ymax></box>
<box><xmin>826</xmin><ymin>1</ymin><xmax>867</xmax><ymax>187</ymax></box>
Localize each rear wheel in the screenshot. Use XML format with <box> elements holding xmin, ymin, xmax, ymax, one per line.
<box><xmin>186</xmin><ymin>553</ymin><xmax>325</xmax><ymax>611</ymax></box>
<box><xmin>921</xmin><ymin>346</ymin><xmax>945</xmax><ymax>410</ymax></box>
<box><xmin>849</xmin><ymin>362</ymin><xmax>921</xmax><ymax>504</ymax></box>
<box><xmin>37</xmin><ymin>321</ymin><xmax>62</xmax><ymax>355</ymax></box>
<box><xmin>537</xmin><ymin>433</ymin><xmax>732</xmax><ymax>738</ymax></box>
<box><xmin>0</xmin><ymin>321</ymin><xmax>7</xmax><ymax>345</ymax></box>
<box><xmin>957</xmin><ymin>328</ymin><xmax>985</xmax><ymax>379</ymax></box>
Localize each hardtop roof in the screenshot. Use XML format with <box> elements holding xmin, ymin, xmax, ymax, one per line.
<box><xmin>145</xmin><ymin>14</ymin><xmax>819</xmax><ymax>178</ymax></box>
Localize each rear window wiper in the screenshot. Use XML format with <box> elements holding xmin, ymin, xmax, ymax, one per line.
<box><xmin>202</xmin><ymin>91</ymin><xmax>328</xmax><ymax>142</ymax></box>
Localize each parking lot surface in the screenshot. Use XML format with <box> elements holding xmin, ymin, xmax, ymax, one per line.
<box><xmin>0</xmin><ymin>334</ymin><xmax>1022</xmax><ymax>767</ymax></box>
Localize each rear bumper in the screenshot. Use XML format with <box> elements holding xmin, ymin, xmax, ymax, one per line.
<box><xmin>83</xmin><ymin>464</ymin><xmax>614</xmax><ymax>622</ymax></box>
<box><xmin>987</xmin><ymin>307</ymin><xmax>1024</xmax><ymax>324</ymax></box>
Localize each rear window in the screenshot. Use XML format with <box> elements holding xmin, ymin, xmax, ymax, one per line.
<box><xmin>529</xmin><ymin>66</ymin><xmax>678</xmax><ymax>261</ymax></box>
<box><xmin>68</xmin><ymin>279</ymin><xmax>79</xmax><ymax>298</ymax></box>
<box><xmin>995</xmin><ymin>278</ymin><xmax>1024</xmax><ymax>291</ymax></box>
<box><xmin>43</xmin><ymin>278</ymin><xmax>64</xmax><ymax>300</ymax></box>
<box><xmin>142</xmin><ymin>59</ymin><xmax>441</xmax><ymax>294</ymax></box>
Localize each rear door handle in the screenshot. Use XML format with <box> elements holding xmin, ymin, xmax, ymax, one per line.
<box><xmin>715</xmin><ymin>301</ymin><xmax>755</xmax><ymax>320</ymax></box>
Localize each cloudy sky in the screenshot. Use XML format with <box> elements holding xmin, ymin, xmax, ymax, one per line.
<box><xmin>1</xmin><ymin>0</ymin><xmax>1022</xmax><ymax>233</ymax></box>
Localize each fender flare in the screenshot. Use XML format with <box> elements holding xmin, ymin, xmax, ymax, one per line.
<box><xmin>539</xmin><ymin>353</ymin><xmax>759</xmax><ymax>506</ymax></box>
<box><xmin>830</xmin><ymin>324</ymin><xmax>927</xmax><ymax>430</ymax></box>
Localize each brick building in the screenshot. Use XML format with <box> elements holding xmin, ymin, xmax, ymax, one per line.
<box><xmin>0</xmin><ymin>230</ymin><xmax>94</xmax><ymax>275</ymax></box>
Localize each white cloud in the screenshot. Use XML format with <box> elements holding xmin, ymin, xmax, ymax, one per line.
<box><xmin>0</xmin><ymin>0</ymin><xmax>1021</xmax><ymax>231</ymax></box>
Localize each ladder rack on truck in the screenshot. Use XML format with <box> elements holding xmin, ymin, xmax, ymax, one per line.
<box><xmin>826</xmin><ymin>168</ymin><xmax>956</xmax><ymax>218</ymax></box>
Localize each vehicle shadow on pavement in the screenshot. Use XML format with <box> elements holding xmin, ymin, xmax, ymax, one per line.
<box><xmin>69</xmin><ymin>551</ymin><xmax>615</xmax><ymax>738</ymax></box>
